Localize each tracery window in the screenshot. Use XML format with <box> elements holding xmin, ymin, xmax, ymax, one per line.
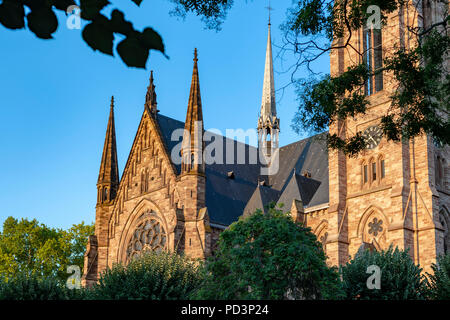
<box><xmin>363</xmin><ymin>213</ymin><xmax>387</xmax><ymax>250</ymax></box>
<box><xmin>126</xmin><ymin>213</ymin><xmax>167</xmax><ymax>261</ymax></box>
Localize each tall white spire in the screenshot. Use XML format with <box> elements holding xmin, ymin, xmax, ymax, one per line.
<box><xmin>258</xmin><ymin>21</ymin><xmax>280</xmax><ymax>159</ymax></box>
<box><xmin>260</xmin><ymin>23</ymin><xmax>277</xmax><ymax>124</ymax></box>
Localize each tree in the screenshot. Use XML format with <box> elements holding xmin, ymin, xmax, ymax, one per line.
<box><xmin>0</xmin><ymin>0</ymin><xmax>232</xmax><ymax>68</ymax></box>
<box><xmin>285</xmin><ymin>0</ymin><xmax>449</xmax><ymax>155</ymax></box>
<box><xmin>427</xmin><ymin>254</ymin><xmax>450</xmax><ymax>300</ymax></box>
<box><xmin>86</xmin><ymin>251</ymin><xmax>204</xmax><ymax>300</ymax></box>
<box><xmin>193</xmin><ymin>204</ymin><xmax>344</xmax><ymax>300</ymax></box>
<box><xmin>0</xmin><ymin>216</ymin><xmax>94</xmax><ymax>281</ymax></box>
<box><xmin>340</xmin><ymin>246</ymin><xmax>428</xmax><ymax>299</ymax></box>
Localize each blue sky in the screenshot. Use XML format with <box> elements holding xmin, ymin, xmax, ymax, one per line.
<box><xmin>0</xmin><ymin>0</ymin><xmax>329</xmax><ymax>229</ymax></box>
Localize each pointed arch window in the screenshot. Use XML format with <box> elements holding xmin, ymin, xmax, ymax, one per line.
<box><xmin>379</xmin><ymin>156</ymin><xmax>385</xmax><ymax>180</ymax></box>
<box><xmin>371</xmin><ymin>159</ymin><xmax>377</xmax><ymax>182</ymax></box>
<box><xmin>361</xmin><ymin>155</ymin><xmax>386</xmax><ymax>189</ymax></box>
<box><xmin>363</xmin><ymin>27</ymin><xmax>383</xmax><ymax>95</ymax></box>
<box><xmin>436</xmin><ymin>155</ymin><xmax>444</xmax><ymax>187</ymax></box>
<box><xmin>103</xmin><ymin>187</ymin><xmax>108</xmax><ymax>201</ymax></box>
<box><xmin>362</xmin><ymin>162</ymin><xmax>368</xmax><ymax>185</ymax></box>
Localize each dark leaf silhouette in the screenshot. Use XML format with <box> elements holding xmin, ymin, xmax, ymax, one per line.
<box><xmin>80</xmin><ymin>0</ymin><xmax>110</xmax><ymax>20</ymax></box>
<box><xmin>82</xmin><ymin>19</ymin><xmax>114</xmax><ymax>55</ymax></box>
<box><xmin>117</xmin><ymin>36</ymin><xmax>149</xmax><ymax>68</ymax></box>
<box><xmin>110</xmin><ymin>9</ymin><xmax>133</xmax><ymax>35</ymax></box>
<box><xmin>27</xmin><ymin>7</ymin><xmax>58</xmax><ymax>39</ymax></box>
<box><xmin>53</xmin><ymin>0</ymin><xmax>77</xmax><ymax>11</ymax></box>
<box><xmin>0</xmin><ymin>0</ymin><xmax>230</xmax><ymax>68</ymax></box>
<box><xmin>139</xmin><ymin>27</ymin><xmax>164</xmax><ymax>52</ymax></box>
<box><xmin>131</xmin><ymin>0</ymin><xmax>143</xmax><ymax>6</ymax></box>
<box><xmin>0</xmin><ymin>1</ymin><xmax>25</xmax><ymax>29</ymax></box>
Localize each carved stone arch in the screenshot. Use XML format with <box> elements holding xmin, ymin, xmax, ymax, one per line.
<box><xmin>314</xmin><ymin>220</ymin><xmax>329</xmax><ymax>254</ymax></box>
<box><xmin>357</xmin><ymin>205</ymin><xmax>388</xmax><ymax>251</ymax></box>
<box><xmin>439</xmin><ymin>205</ymin><xmax>450</xmax><ymax>254</ymax></box>
<box><xmin>117</xmin><ymin>198</ymin><xmax>176</xmax><ymax>264</ymax></box>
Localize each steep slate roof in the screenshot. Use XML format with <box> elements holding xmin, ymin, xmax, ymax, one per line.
<box><xmin>243</xmin><ymin>184</ymin><xmax>282</xmax><ymax>217</ymax></box>
<box><xmin>276</xmin><ymin>173</ymin><xmax>321</xmax><ymax>212</ymax></box>
<box><xmin>155</xmin><ymin>113</ymin><xmax>329</xmax><ymax>225</ymax></box>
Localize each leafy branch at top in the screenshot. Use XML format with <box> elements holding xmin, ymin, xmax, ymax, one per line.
<box><xmin>0</xmin><ymin>0</ymin><xmax>232</xmax><ymax>68</ymax></box>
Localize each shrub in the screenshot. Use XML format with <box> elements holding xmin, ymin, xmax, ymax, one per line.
<box><xmin>86</xmin><ymin>251</ymin><xmax>204</xmax><ymax>300</ymax></box>
<box><xmin>0</xmin><ymin>273</ymin><xmax>81</xmax><ymax>300</ymax></box>
<box><xmin>193</xmin><ymin>204</ymin><xmax>344</xmax><ymax>300</ymax></box>
<box><xmin>427</xmin><ymin>254</ymin><xmax>450</xmax><ymax>300</ymax></box>
<box><xmin>340</xmin><ymin>246</ymin><xmax>428</xmax><ymax>300</ymax></box>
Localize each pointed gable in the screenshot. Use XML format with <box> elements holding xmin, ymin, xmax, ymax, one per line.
<box><xmin>277</xmin><ymin>173</ymin><xmax>321</xmax><ymax>211</ymax></box>
<box><xmin>243</xmin><ymin>183</ymin><xmax>281</xmax><ymax>217</ymax></box>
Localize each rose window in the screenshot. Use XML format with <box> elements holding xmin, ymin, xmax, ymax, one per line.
<box><xmin>126</xmin><ymin>218</ymin><xmax>167</xmax><ymax>261</ymax></box>
<box><xmin>368</xmin><ymin>218</ymin><xmax>383</xmax><ymax>237</ymax></box>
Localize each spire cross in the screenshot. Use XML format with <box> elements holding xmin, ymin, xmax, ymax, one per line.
<box><xmin>194</xmin><ymin>48</ymin><xmax>198</xmax><ymax>62</ymax></box>
<box><xmin>265</xmin><ymin>0</ymin><xmax>273</xmax><ymax>25</ymax></box>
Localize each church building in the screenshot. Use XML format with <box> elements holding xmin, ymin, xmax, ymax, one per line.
<box><xmin>82</xmin><ymin>3</ymin><xmax>449</xmax><ymax>286</ymax></box>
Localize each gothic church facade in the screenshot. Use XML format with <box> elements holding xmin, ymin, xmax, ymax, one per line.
<box><xmin>82</xmin><ymin>2</ymin><xmax>449</xmax><ymax>285</ymax></box>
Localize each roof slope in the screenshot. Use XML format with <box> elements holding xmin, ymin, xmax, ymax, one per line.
<box><xmin>276</xmin><ymin>173</ymin><xmax>321</xmax><ymax>212</ymax></box>
<box><xmin>155</xmin><ymin>113</ymin><xmax>329</xmax><ymax>225</ymax></box>
<box><xmin>243</xmin><ymin>184</ymin><xmax>281</xmax><ymax>217</ymax></box>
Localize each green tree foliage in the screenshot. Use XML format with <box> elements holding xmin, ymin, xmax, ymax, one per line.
<box><xmin>85</xmin><ymin>251</ymin><xmax>204</xmax><ymax>300</ymax></box>
<box><xmin>287</xmin><ymin>0</ymin><xmax>449</xmax><ymax>155</ymax></box>
<box><xmin>340</xmin><ymin>246</ymin><xmax>428</xmax><ymax>299</ymax></box>
<box><xmin>427</xmin><ymin>254</ymin><xmax>450</xmax><ymax>300</ymax></box>
<box><xmin>0</xmin><ymin>273</ymin><xmax>83</xmax><ymax>300</ymax></box>
<box><xmin>193</xmin><ymin>204</ymin><xmax>344</xmax><ymax>300</ymax></box>
<box><xmin>0</xmin><ymin>0</ymin><xmax>232</xmax><ymax>68</ymax></box>
<box><xmin>0</xmin><ymin>216</ymin><xmax>94</xmax><ymax>281</ymax></box>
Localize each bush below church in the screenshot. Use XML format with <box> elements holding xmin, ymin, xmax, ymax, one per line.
<box><xmin>85</xmin><ymin>251</ymin><xmax>204</xmax><ymax>300</ymax></box>
<box><xmin>427</xmin><ymin>254</ymin><xmax>450</xmax><ymax>300</ymax></box>
<box><xmin>0</xmin><ymin>273</ymin><xmax>83</xmax><ymax>300</ymax></box>
<box><xmin>340</xmin><ymin>246</ymin><xmax>428</xmax><ymax>300</ymax></box>
<box><xmin>192</xmin><ymin>205</ymin><xmax>344</xmax><ymax>300</ymax></box>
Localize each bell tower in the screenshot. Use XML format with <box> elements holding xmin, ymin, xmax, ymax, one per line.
<box><xmin>326</xmin><ymin>2</ymin><xmax>448</xmax><ymax>270</ymax></box>
<box><xmin>257</xmin><ymin>22</ymin><xmax>280</xmax><ymax>160</ymax></box>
